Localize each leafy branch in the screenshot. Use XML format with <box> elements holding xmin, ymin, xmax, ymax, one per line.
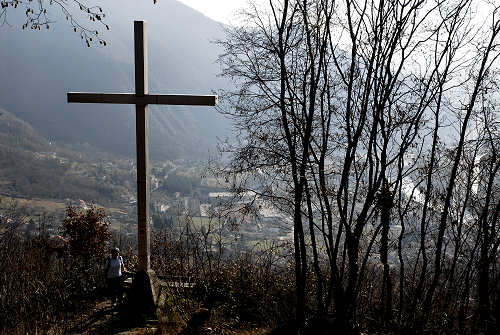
<box><xmin>0</xmin><ymin>0</ymin><xmax>110</xmax><ymax>46</ymax></box>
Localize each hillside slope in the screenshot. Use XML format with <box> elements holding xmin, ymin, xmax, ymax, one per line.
<box><xmin>0</xmin><ymin>108</ymin><xmax>133</xmax><ymax>203</ymax></box>
<box><xmin>0</xmin><ymin>0</ymin><xmax>230</xmax><ymax>160</ymax></box>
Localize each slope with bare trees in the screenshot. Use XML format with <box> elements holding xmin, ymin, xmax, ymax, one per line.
<box><xmin>216</xmin><ymin>0</ymin><xmax>500</xmax><ymax>333</ymax></box>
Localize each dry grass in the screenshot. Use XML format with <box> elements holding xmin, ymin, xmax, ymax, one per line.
<box><xmin>0</xmin><ymin>195</ymin><xmax>66</xmax><ymax>212</ymax></box>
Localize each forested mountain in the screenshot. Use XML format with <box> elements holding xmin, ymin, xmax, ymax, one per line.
<box><xmin>0</xmin><ymin>108</ymin><xmax>49</xmax><ymax>152</ymax></box>
<box><xmin>0</xmin><ymin>0</ymin><xmax>230</xmax><ymax>160</ymax></box>
<box><xmin>0</xmin><ymin>108</ymin><xmax>134</xmax><ymax>203</ymax></box>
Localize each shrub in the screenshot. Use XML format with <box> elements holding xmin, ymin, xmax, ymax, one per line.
<box><xmin>61</xmin><ymin>205</ymin><xmax>111</xmax><ymax>294</ymax></box>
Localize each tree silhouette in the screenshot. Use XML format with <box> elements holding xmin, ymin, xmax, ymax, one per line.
<box><xmin>0</xmin><ymin>0</ymin><xmax>109</xmax><ymax>46</ymax></box>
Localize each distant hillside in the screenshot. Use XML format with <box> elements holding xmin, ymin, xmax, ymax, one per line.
<box><xmin>0</xmin><ymin>108</ymin><xmax>133</xmax><ymax>203</ymax></box>
<box><xmin>0</xmin><ymin>108</ymin><xmax>50</xmax><ymax>153</ymax></box>
<box><xmin>0</xmin><ymin>0</ymin><xmax>231</xmax><ymax>160</ymax></box>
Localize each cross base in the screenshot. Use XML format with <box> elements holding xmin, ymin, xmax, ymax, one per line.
<box><xmin>125</xmin><ymin>269</ymin><xmax>161</xmax><ymax>319</ymax></box>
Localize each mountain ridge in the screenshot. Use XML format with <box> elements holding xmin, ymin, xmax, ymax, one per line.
<box><xmin>0</xmin><ymin>0</ymin><xmax>231</xmax><ymax>160</ymax></box>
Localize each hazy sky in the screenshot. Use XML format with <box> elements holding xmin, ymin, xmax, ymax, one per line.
<box><xmin>176</xmin><ymin>0</ymin><xmax>251</xmax><ymax>24</ymax></box>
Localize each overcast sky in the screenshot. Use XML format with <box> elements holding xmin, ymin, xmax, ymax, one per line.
<box><xmin>176</xmin><ymin>0</ymin><xmax>251</xmax><ymax>25</ymax></box>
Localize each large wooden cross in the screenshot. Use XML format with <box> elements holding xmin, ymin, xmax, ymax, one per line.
<box><xmin>68</xmin><ymin>21</ymin><xmax>217</xmax><ymax>273</ymax></box>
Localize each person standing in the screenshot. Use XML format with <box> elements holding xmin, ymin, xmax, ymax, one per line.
<box><xmin>105</xmin><ymin>247</ymin><xmax>126</xmax><ymax>304</ymax></box>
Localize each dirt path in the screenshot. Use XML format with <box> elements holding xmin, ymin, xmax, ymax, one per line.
<box><xmin>56</xmin><ymin>294</ymin><xmax>270</xmax><ymax>335</ymax></box>
<box><xmin>63</xmin><ymin>299</ymin><xmax>159</xmax><ymax>335</ymax></box>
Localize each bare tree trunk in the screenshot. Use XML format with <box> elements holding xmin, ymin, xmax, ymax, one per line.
<box><xmin>495</xmin><ymin>279</ymin><xmax>500</xmax><ymax>334</ymax></box>
<box><xmin>478</xmin><ymin>159</ymin><xmax>500</xmax><ymax>334</ymax></box>
<box><xmin>422</xmin><ymin>19</ymin><xmax>500</xmax><ymax>324</ymax></box>
<box><xmin>305</xmin><ymin>183</ymin><xmax>326</xmax><ymax>315</ymax></box>
<box><xmin>379</xmin><ymin>180</ymin><xmax>393</xmax><ymax>324</ymax></box>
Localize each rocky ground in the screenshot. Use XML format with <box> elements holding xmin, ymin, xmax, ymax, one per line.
<box><xmin>60</xmin><ymin>299</ymin><xmax>158</xmax><ymax>335</ymax></box>
<box><xmin>55</xmin><ymin>296</ymin><xmax>270</xmax><ymax>335</ymax></box>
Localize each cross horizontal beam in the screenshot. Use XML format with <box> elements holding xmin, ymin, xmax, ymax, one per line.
<box><xmin>67</xmin><ymin>92</ymin><xmax>218</xmax><ymax>106</ymax></box>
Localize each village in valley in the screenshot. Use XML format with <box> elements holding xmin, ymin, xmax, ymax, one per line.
<box><xmin>1</xmin><ymin>0</ymin><xmax>500</xmax><ymax>334</ymax></box>
<box><xmin>0</xmin><ymin>153</ymin><xmax>294</xmax><ymax>253</ymax></box>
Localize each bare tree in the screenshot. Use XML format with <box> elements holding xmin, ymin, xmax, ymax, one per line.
<box><xmin>218</xmin><ymin>0</ymin><xmax>500</xmax><ymax>333</ymax></box>
<box><xmin>0</xmin><ymin>0</ymin><xmax>113</xmax><ymax>46</ymax></box>
<box><xmin>218</xmin><ymin>0</ymin><xmax>335</xmax><ymax>326</ymax></box>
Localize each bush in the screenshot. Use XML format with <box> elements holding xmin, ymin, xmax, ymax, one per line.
<box><xmin>0</xmin><ymin>205</ymin><xmax>111</xmax><ymax>334</ymax></box>
<box><xmin>151</xmin><ymin>228</ymin><xmax>298</xmax><ymax>331</ymax></box>
<box><xmin>61</xmin><ymin>205</ymin><xmax>111</xmax><ymax>294</ymax></box>
<box><xmin>0</xmin><ymin>231</ymin><xmax>73</xmax><ymax>333</ymax></box>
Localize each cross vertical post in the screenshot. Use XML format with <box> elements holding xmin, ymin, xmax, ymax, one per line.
<box><xmin>67</xmin><ymin>19</ymin><xmax>217</xmax><ymax>311</ymax></box>
<box><xmin>134</xmin><ymin>20</ymin><xmax>150</xmax><ymax>272</ymax></box>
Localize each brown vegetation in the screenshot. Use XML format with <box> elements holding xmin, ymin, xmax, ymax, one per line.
<box><xmin>0</xmin><ymin>205</ymin><xmax>111</xmax><ymax>334</ymax></box>
<box><xmin>1</xmin><ymin>200</ymin><xmax>499</xmax><ymax>334</ymax></box>
<box><xmin>214</xmin><ymin>0</ymin><xmax>500</xmax><ymax>333</ymax></box>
